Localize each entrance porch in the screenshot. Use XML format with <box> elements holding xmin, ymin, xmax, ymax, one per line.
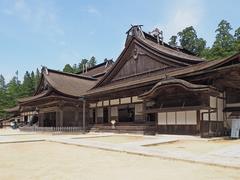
<box><xmin>139</xmin><ymin>78</ymin><xmax>225</xmax><ymax>137</ymax></box>
<box><xmin>19</xmin><ymin>95</ymin><xmax>85</xmax><ymax>129</ymax></box>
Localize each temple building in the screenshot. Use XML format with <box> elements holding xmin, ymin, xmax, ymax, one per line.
<box><xmin>15</xmin><ymin>25</ymin><xmax>240</xmax><ymax>137</ymax></box>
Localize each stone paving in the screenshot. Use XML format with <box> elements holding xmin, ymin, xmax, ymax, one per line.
<box><xmin>47</xmin><ymin>133</ymin><xmax>240</xmax><ymax>169</ymax></box>
<box><xmin>1</xmin><ymin>129</ymin><xmax>240</xmax><ymax>169</ymax></box>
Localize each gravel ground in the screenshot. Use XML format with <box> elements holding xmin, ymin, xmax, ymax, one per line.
<box><xmin>0</xmin><ymin>141</ymin><xmax>239</xmax><ymax>180</ymax></box>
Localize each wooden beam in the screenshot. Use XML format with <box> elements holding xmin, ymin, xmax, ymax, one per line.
<box><xmin>143</xmin><ymin>106</ymin><xmax>212</xmax><ymax>113</ymax></box>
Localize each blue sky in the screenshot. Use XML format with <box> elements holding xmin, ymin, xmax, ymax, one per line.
<box><xmin>0</xmin><ymin>0</ymin><xmax>239</xmax><ymax>82</ymax></box>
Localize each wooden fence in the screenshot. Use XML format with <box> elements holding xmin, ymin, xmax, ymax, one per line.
<box><xmin>19</xmin><ymin>126</ymin><xmax>84</xmax><ymax>133</ymax></box>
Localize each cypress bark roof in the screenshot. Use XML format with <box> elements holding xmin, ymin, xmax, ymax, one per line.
<box><xmin>140</xmin><ymin>38</ymin><xmax>204</xmax><ymax>64</ymax></box>
<box><xmin>86</xmin><ymin>53</ymin><xmax>240</xmax><ymax>96</ymax></box>
<box><xmin>44</xmin><ymin>69</ymin><xmax>97</xmax><ymax>97</ymax></box>
<box><xmin>18</xmin><ymin>91</ymin><xmax>49</xmax><ymax>103</ymax></box>
<box><xmin>139</xmin><ymin>78</ymin><xmax>217</xmax><ymax>99</ymax></box>
<box><xmin>19</xmin><ymin>68</ymin><xmax>98</xmax><ymax>104</ymax></box>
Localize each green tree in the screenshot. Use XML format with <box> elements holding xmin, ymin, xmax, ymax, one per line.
<box><xmin>234</xmin><ymin>27</ymin><xmax>240</xmax><ymax>53</ymax></box>
<box><xmin>196</xmin><ymin>38</ymin><xmax>207</xmax><ymax>56</ymax></box>
<box><xmin>5</xmin><ymin>76</ymin><xmax>22</xmax><ymax>108</ymax></box>
<box><xmin>168</xmin><ymin>35</ymin><xmax>178</xmax><ymax>47</ymax></box>
<box><xmin>210</xmin><ymin>20</ymin><xmax>235</xmax><ymax>59</ymax></box>
<box><xmin>63</xmin><ymin>64</ymin><xmax>74</xmax><ymax>73</ymax></box>
<box><xmin>72</xmin><ymin>64</ymin><xmax>79</xmax><ymax>73</ymax></box>
<box><xmin>0</xmin><ymin>75</ymin><xmax>7</xmax><ymax>118</ymax></box>
<box><xmin>35</xmin><ymin>68</ymin><xmax>41</xmax><ymax>90</ymax></box>
<box><xmin>177</xmin><ymin>26</ymin><xmax>206</xmax><ymax>56</ymax></box>
<box><xmin>21</xmin><ymin>71</ymin><xmax>35</xmax><ymax>97</ymax></box>
<box><xmin>78</xmin><ymin>59</ymin><xmax>88</xmax><ymax>72</ymax></box>
<box><xmin>234</xmin><ymin>27</ymin><xmax>240</xmax><ymax>40</ymax></box>
<box><xmin>0</xmin><ymin>75</ymin><xmax>6</xmax><ymax>90</ymax></box>
<box><xmin>89</xmin><ymin>56</ymin><xmax>97</xmax><ymax>67</ymax></box>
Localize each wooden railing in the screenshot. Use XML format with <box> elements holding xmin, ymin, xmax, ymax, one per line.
<box><xmin>19</xmin><ymin>126</ymin><xmax>84</xmax><ymax>133</ymax></box>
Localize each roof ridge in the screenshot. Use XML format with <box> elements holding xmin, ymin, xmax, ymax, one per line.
<box><xmin>43</xmin><ymin>68</ymin><xmax>97</xmax><ymax>81</ymax></box>
<box><xmin>138</xmin><ymin>37</ymin><xmax>204</xmax><ymax>62</ymax></box>
<box><xmin>77</xmin><ymin>59</ymin><xmax>114</xmax><ymax>74</ymax></box>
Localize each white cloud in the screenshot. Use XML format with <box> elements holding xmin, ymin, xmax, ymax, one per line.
<box><xmin>80</xmin><ymin>5</ymin><xmax>101</xmax><ymax>16</ymax></box>
<box><xmin>155</xmin><ymin>0</ymin><xmax>205</xmax><ymax>42</ymax></box>
<box><xmin>2</xmin><ymin>0</ymin><xmax>64</xmax><ymax>37</ymax></box>
<box><xmin>1</xmin><ymin>0</ymin><xmax>66</xmax><ymax>47</ymax></box>
<box><xmin>87</xmin><ymin>6</ymin><xmax>100</xmax><ymax>15</ymax></box>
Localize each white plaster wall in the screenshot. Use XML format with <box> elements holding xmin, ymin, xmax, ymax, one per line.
<box><xmin>120</xmin><ymin>97</ymin><xmax>131</xmax><ymax>104</ymax></box>
<box><xmin>210</xmin><ymin>96</ymin><xmax>217</xmax><ymax>108</ymax></box>
<box><xmin>103</xmin><ymin>100</ymin><xmax>109</xmax><ymax>106</ymax></box>
<box><xmin>186</xmin><ymin>111</ymin><xmax>197</xmax><ymax>124</ymax></box>
<box><xmin>167</xmin><ymin>112</ymin><xmax>176</xmax><ymax>125</ymax></box>
<box><xmin>176</xmin><ymin>111</ymin><xmax>186</xmax><ymax>125</ymax></box>
<box><xmin>132</xmin><ymin>96</ymin><xmax>143</xmax><ymax>103</ymax></box>
<box><xmin>158</xmin><ymin>112</ymin><xmax>167</xmax><ymax>125</ymax></box>
<box><xmin>110</xmin><ymin>99</ymin><xmax>119</xmax><ymax>105</ymax></box>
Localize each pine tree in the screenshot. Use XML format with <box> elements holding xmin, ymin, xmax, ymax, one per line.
<box><xmin>21</xmin><ymin>71</ymin><xmax>35</xmax><ymax>97</ymax></box>
<box><xmin>234</xmin><ymin>27</ymin><xmax>240</xmax><ymax>40</ymax></box>
<box><xmin>35</xmin><ymin>68</ymin><xmax>41</xmax><ymax>90</ymax></box>
<box><xmin>210</xmin><ymin>20</ymin><xmax>235</xmax><ymax>59</ymax></box>
<box><xmin>89</xmin><ymin>56</ymin><xmax>97</xmax><ymax>67</ymax></box>
<box><xmin>0</xmin><ymin>75</ymin><xmax>7</xmax><ymax>118</ymax></box>
<box><xmin>78</xmin><ymin>59</ymin><xmax>88</xmax><ymax>72</ymax></box>
<box><xmin>234</xmin><ymin>27</ymin><xmax>240</xmax><ymax>53</ymax></box>
<box><xmin>72</xmin><ymin>64</ymin><xmax>79</xmax><ymax>73</ymax></box>
<box><xmin>168</xmin><ymin>36</ymin><xmax>178</xmax><ymax>47</ymax></box>
<box><xmin>6</xmin><ymin>76</ymin><xmax>21</xmax><ymax>108</ymax></box>
<box><xmin>0</xmin><ymin>75</ymin><xmax>6</xmax><ymax>90</ymax></box>
<box><xmin>177</xmin><ymin>26</ymin><xmax>206</xmax><ymax>56</ymax></box>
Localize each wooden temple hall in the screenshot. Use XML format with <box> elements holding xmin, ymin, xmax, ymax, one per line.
<box><xmin>13</xmin><ymin>25</ymin><xmax>240</xmax><ymax>137</ymax></box>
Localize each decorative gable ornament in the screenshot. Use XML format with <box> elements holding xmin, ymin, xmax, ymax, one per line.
<box><xmin>133</xmin><ymin>48</ymin><xmax>138</xmax><ymax>60</ymax></box>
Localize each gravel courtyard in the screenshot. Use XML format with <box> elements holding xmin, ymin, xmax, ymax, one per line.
<box><xmin>0</xmin><ymin>141</ymin><xmax>240</xmax><ymax>180</ymax></box>
<box><xmin>0</xmin><ymin>129</ymin><xmax>240</xmax><ymax>180</ymax></box>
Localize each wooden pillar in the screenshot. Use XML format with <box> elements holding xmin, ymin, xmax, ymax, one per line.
<box><xmin>196</xmin><ymin>110</ymin><xmax>200</xmax><ymax>133</ymax></box>
<box><xmin>38</xmin><ymin>113</ymin><xmax>43</xmax><ymax>127</ymax></box>
<box><xmin>75</xmin><ymin>105</ymin><xmax>79</xmax><ymax>126</ymax></box>
<box><xmin>83</xmin><ymin>100</ymin><xmax>86</xmax><ymax>132</ymax></box>
<box><xmin>59</xmin><ymin>109</ymin><xmax>63</xmax><ymax>127</ymax></box>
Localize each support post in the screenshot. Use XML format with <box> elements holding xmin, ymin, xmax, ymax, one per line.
<box><xmin>83</xmin><ymin>99</ymin><xmax>86</xmax><ymax>133</ymax></box>
<box><xmin>59</xmin><ymin>109</ymin><xmax>63</xmax><ymax>127</ymax></box>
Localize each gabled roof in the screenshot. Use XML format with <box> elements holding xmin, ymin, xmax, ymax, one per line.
<box><xmin>90</xmin><ymin>27</ymin><xmax>205</xmax><ymax>90</ymax></box>
<box><xmin>4</xmin><ymin>106</ymin><xmax>20</xmax><ymax>113</ymax></box>
<box><xmin>139</xmin><ymin>38</ymin><xmax>204</xmax><ymax>64</ymax></box>
<box><xmin>19</xmin><ymin>90</ymin><xmax>49</xmax><ymax>103</ymax></box>
<box><xmin>43</xmin><ymin>68</ymin><xmax>97</xmax><ymax>97</ymax></box>
<box><xmin>19</xmin><ymin>68</ymin><xmax>98</xmax><ymax>103</ymax></box>
<box><xmin>85</xmin><ymin>53</ymin><xmax>240</xmax><ymax>96</ymax></box>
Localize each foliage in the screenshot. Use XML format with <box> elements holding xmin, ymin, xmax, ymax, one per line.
<box><xmin>63</xmin><ymin>64</ymin><xmax>74</xmax><ymax>73</ymax></box>
<box><xmin>168</xmin><ymin>20</ymin><xmax>240</xmax><ymax>60</ymax></box>
<box><xmin>63</xmin><ymin>56</ymin><xmax>97</xmax><ymax>73</ymax></box>
<box><xmin>207</xmin><ymin>20</ymin><xmax>236</xmax><ymax>60</ymax></box>
<box><xmin>177</xmin><ymin>26</ymin><xmax>206</xmax><ymax>56</ymax></box>
<box><xmin>0</xmin><ymin>70</ymin><xmax>40</xmax><ymax>119</ymax></box>
<box><xmin>168</xmin><ymin>35</ymin><xmax>178</xmax><ymax>47</ymax></box>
